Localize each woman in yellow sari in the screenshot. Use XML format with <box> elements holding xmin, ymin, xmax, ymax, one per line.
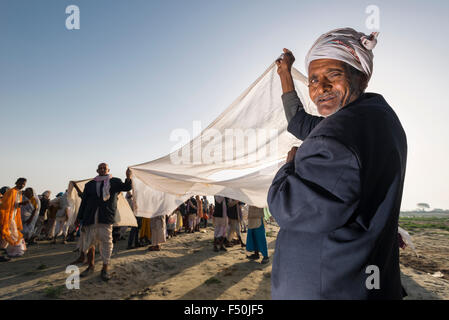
<box><xmin>175</xmin><ymin>207</ymin><xmax>183</xmax><ymax>235</ymax></box>
<box><xmin>139</xmin><ymin>218</ymin><xmax>151</xmax><ymax>244</ymax></box>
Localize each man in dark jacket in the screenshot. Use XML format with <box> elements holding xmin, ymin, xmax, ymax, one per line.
<box><xmin>76</xmin><ymin>163</ymin><xmax>132</xmax><ymax>281</ymax></box>
<box><xmin>268</xmin><ymin>28</ymin><xmax>407</xmax><ymax>299</ymax></box>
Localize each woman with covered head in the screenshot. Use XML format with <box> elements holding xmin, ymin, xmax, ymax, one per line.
<box><xmin>0</xmin><ymin>178</ymin><xmax>28</xmax><ymax>259</ymax></box>
<box><xmin>50</xmin><ymin>190</ymin><xmax>73</xmax><ymax>244</ymax></box>
<box><xmin>20</xmin><ymin>187</ymin><xmax>41</xmax><ymax>243</ymax></box>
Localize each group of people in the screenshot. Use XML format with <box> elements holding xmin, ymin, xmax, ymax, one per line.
<box><xmin>0</xmin><ymin>163</ymin><xmax>133</xmax><ymax>282</ymax></box>
<box><xmin>124</xmin><ymin>194</ymin><xmax>211</xmax><ymax>252</ymax></box>
<box><xmin>0</xmin><ymin>179</ymin><xmax>75</xmax><ymax>261</ymax></box>
<box><xmin>212</xmin><ymin>196</ymin><xmax>269</xmax><ymax>264</ymax></box>
<box><xmin>0</xmin><ymin>163</ymin><xmax>270</xmax><ymax>281</ymax></box>
<box><xmin>125</xmin><ymin>192</ymin><xmax>269</xmax><ymax>266</ymax></box>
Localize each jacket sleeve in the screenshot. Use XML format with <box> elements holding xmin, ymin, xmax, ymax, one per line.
<box><xmin>112</xmin><ymin>178</ymin><xmax>133</xmax><ymax>192</ymax></box>
<box><xmin>267</xmin><ymin>136</ymin><xmax>361</xmax><ymax>233</ymax></box>
<box><xmin>282</xmin><ymin>91</ymin><xmax>324</xmax><ymax>141</ymax></box>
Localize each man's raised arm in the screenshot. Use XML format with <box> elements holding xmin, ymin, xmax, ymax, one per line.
<box><xmin>71</xmin><ymin>181</ymin><xmax>83</xmax><ymax>197</ymax></box>
<box><xmin>276</xmin><ymin>48</ymin><xmax>324</xmax><ymax>140</ymax></box>
<box><xmin>119</xmin><ymin>168</ymin><xmax>133</xmax><ymax>192</ymax></box>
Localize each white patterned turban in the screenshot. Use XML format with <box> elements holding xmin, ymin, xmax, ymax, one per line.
<box><xmin>305</xmin><ymin>27</ymin><xmax>379</xmax><ymax>81</ymax></box>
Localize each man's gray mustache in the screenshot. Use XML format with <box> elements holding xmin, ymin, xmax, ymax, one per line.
<box><xmin>316</xmin><ymin>93</ymin><xmax>337</xmax><ymax>102</ymax></box>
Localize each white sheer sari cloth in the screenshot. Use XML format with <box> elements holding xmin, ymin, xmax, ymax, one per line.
<box><xmin>129</xmin><ymin>62</ymin><xmax>318</xmax><ymax>218</ymax></box>
<box><xmin>20</xmin><ymin>195</ymin><xmax>40</xmax><ymax>240</ymax></box>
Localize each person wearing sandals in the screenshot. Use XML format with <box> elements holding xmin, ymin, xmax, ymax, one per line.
<box><xmin>76</xmin><ymin>163</ymin><xmax>132</xmax><ymax>281</ymax></box>
<box><xmin>246</xmin><ymin>206</ymin><xmax>269</xmax><ymax>264</ymax></box>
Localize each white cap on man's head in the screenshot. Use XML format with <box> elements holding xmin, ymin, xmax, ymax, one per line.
<box><xmin>305</xmin><ymin>27</ymin><xmax>379</xmax><ymax>80</ymax></box>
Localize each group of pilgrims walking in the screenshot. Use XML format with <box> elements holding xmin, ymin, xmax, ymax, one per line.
<box><xmin>0</xmin><ymin>178</ymin><xmax>270</xmax><ymax>271</ymax></box>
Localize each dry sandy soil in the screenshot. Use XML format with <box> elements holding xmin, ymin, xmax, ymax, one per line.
<box><xmin>0</xmin><ymin>222</ymin><xmax>448</xmax><ymax>300</ymax></box>
<box><xmin>399</xmin><ymin>229</ymin><xmax>449</xmax><ymax>299</ymax></box>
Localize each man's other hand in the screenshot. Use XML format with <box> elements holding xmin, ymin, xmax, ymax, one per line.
<box><xmin>286</xmin><ymin>146</ymin><xmax>298</xmax><ymax>163</ymax></box>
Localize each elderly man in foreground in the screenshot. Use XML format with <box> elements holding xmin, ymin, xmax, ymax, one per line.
<box><xmin>268</xmin><ymin>28</ymin><xmax>407</xmax><ymax>299</ymax></box>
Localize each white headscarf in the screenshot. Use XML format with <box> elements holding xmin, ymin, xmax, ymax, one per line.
<box><xmin>305</xmin><ymin>27</ymin><xmax>379</xmax><ymax>81</ymax></box>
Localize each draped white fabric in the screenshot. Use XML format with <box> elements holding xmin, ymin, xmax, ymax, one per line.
<box><xmin>130</xmin><ymin>62</ymin><xmax>318</xmax><ymax>218</ymax></box>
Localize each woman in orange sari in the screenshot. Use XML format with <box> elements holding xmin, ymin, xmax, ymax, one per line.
<box><xmin>0</xmin><ymin>178</ymin><xmax>28</xmax><ymax>258</ymax></box>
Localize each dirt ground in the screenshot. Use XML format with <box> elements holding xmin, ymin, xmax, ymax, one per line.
<box><xmin>0</xmin><ymin>223</ymin><xmax>448</xmax><ymax>300</ymax></box>
<box><xmin>399</xmin><ymin>229</ymin><xmax>449</xmax><ymax>299</ymax></box>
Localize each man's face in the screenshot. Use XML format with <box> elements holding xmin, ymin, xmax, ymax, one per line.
<box><xmin>308</xmin><ymin>59</ymin><xmax>362</xmax><ymax>116</ymax></box>
<box><xmin>16</xmin><ymin>180</ymin><xmax>26</xmax><ymax>190</ymax></box>
<box><xmin>97</xmin><ymin>163</ymin><xmax>110</xmax><ymax>176</ymax></box>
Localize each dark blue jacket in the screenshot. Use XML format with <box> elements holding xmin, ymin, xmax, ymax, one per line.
<box><xmin>77</xmin><ymin>177</ymin><xmax>132</xmax><ymax>226</ymax></box>
<box><xmin>268</xmin><ymin>92</ymin><xmax>407</xmax><ymax>299</ymax></box>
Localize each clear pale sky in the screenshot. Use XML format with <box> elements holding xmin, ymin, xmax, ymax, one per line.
<box><xmin>1</xmin><ymin>0</ymin><xmax>448</xmax><ymax>210</ymax></box>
